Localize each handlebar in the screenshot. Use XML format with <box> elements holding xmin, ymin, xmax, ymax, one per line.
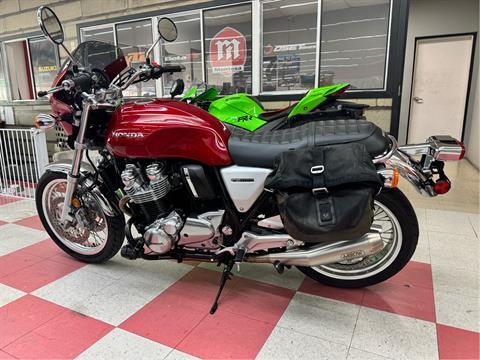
<box><xmin>38</xmin><ymin>63</ymin><xmax>184</xmax><ymax>99</ymax></box>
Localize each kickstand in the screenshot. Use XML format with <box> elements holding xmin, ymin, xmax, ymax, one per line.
<box><xmin>210</xmin><ymin>259</ymin><xmax>234</xmax><ymax>314</ymax></box>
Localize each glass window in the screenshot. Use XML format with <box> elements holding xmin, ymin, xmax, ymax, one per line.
<box><xmin>320</xmin><ymin>0</ymin><xmax>390</xmax><ymax>90</ymax></box>
<box><xmin>5</xmin><ymin>40</ymin><xmax>34</xmax><ymax>100</ymax></box>
<box><xmin>262</xmin><ymin>0</ymin><xmax>318</xmax><ymax>92</ymax></box>
<box><xmin>204</xmin><ymin>4</ymin><xmax>252</xmax><ymax>94</ymax></box>
<box><xmin>116</xmin><ymin>19</ymin><xmax>155</xmax><ymax>97</ymax></box>
<box><xmin>160</xmin><ymin>12</ymin><xmax>202</xmax><ymax>96</ymax></box>
<box><xmin>80</xmin><ymin>26</ymin><xmax>115</xmax><ymax>44</ymax></box>
<box><xmin>0</xmin><ymin>51</ymin><xmax>7</xmax><ymax>101</ymax></box>
<box><xmin>29</xmin><ymin>37</ymin><xmax>59</xmax><ymax>95</ymax></box>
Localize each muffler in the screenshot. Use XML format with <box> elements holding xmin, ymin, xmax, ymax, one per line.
<box><xmin>245</xmin><ymin>230</ymin><xmax>384</xmax><ymax>267</ymax></box>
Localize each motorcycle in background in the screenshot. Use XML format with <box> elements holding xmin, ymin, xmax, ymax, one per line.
<box><xmin>34</xmin><ymin>7</ymin><xmax>465</xmax><ymax>314</ymax></box>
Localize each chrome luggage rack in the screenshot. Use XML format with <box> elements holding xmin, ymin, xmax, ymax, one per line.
<box><xmin>374</xmin><ymin>134</ymin><xmax>464</xmax><ymax>197</ymax></box>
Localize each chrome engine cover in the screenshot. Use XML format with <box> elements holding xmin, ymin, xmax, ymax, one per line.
<box><xmin>178</xmin><ymin>211</ymin><xmax>225</xmax><ymax>251</ymax></box>
<box><xmin>144</xmin><ymin>211</ymin><xmax>183</xmax><ymax>254</ymax></box>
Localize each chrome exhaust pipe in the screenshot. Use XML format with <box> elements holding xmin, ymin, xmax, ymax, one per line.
<box><xmin>245</xmin><ymin>231</ymin><xmax>384</xmax><ymax>267</ymax></box>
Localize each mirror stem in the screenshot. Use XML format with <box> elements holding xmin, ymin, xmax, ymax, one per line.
<box><xmin>61</xmin><ymin>43</ymin><xmax>75</xmax><ymax>63</ymax></box>
<box><xmin>145</xmin><ymin>36</ymin><xmax>161</xmax><ymax>63</ymax></box>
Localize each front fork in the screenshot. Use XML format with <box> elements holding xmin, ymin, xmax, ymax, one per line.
<box><xmin>60</xmin><ymin>101</ymin><xmax>92</xmax><ymax>223</ymax></box>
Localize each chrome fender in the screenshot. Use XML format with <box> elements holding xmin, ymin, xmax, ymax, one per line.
<box><xmin>44</xmin><ymin>159</ymin><xmax>118</xmax><ymax>217</ymax></box>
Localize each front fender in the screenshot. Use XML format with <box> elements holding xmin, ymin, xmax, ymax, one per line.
<box><xmin>44</xmin><ymin>159</ymin><xmax>119</xmax><ymax>217</ymax></box>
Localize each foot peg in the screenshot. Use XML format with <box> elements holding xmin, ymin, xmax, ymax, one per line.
<box><xmin>120</xmin><ymin>245</ymin><xmax>139</xmax><ymax>260</ymax></box>
<box><xmin>274</xmin><ymin>261</ymin><xmax>284</xmax><ymax>274</ymax></box>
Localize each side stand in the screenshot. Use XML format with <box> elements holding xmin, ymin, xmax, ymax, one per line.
<box><xmin>210</xmin><ymin>259</ymin><xmax>234</xmax><ymax>314</ymax></box>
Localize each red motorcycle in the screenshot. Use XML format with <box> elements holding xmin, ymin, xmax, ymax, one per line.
<box><xmin>34</xmin><ymin>7</ymin><xmax>465</xmax><ymax>314</ymax></box>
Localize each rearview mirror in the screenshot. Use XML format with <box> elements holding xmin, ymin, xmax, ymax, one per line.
<box><xmin>158</xmin><ymin>17</ymin><xmax>178</xmax><ymax>42</ymax></box>
<box><xmin>37</xmin><ymin>6</ymin><xmax>64</xmax><ymax>45</ymax></box>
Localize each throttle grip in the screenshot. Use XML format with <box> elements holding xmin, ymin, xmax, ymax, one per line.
<box><xmin>37</xmin><ymin>91</ymin><xmax>48</xmax><ymax>98</ymax></box>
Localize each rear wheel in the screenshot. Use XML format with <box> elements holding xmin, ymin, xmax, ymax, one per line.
<box><xmin>297</xmin><ymin>188</ymin><xmax>418</xmax><ymax>288</ymax></box>
<box><xmin>36</xmin><ymin>171</ymin><xmax>125</xmax><ymax>263</ymax></box>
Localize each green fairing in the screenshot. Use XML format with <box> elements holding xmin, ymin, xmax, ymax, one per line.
<box><xmin>195</xmin><ymin>87</ymin><xmax>218</xmax><ymax>102</ymax></box>
<box><xmin>208</xmin><ymin>94</ymin><xmax>267</xmax><ymax>131</ymax></box>
<box><xmin>180</xmin><ymin>86</ymin><xmax>197</xmax><ymax>101</ymax></box>
<box><xmin>288</xmin><ymin>83</ymin><xmax>350</xmax><ymax>118</ymax></box>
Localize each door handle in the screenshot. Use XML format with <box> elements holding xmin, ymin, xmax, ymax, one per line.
<box><xmin>413</xmin><ymin>96</ymin><xmax>424</xmax><ymax>104</ymax></box>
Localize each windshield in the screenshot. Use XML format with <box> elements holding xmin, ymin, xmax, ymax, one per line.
<box><xmin>68</xmin><ymin>41</ymin><xmax>128</xmax><ymax>83</ymax></box>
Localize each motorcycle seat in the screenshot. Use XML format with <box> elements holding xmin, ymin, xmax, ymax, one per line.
<box><xmin>228</xmin><ymin>119</ymin><xmax>389</xmax><ymax>168</ymax></box>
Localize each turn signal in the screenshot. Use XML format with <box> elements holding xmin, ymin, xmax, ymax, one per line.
<box><xmin>391</xmin><ymin>168</ymin><xmax>399</xmax><ymax>188</ymax></box>
<box><xmin>34</xmin><ymin>114</ymin><xmax>56</xmax><ymax>130</ymax></box>
<box><xmin>433</xmin><ymin>179</ymin><xmax>451</xmax><ymax>195</ymax></box>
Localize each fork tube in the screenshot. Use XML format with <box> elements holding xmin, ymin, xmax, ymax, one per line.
<box><xmin>60</xmin><ymin>102</ymin><xmax>91</xmax><ymax>222</ymax></box>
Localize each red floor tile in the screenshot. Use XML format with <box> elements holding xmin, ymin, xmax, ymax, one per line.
<box><xmin>0</xmin><ymin>251</ymin><xmax>44</xmax><ymax>278</ymax></box>
<box><xmin>221</xmin><ymin>277</ymin><xmax>295</xmax><ymax>325</ymax></box>
<box><xmin>362</xmin><ymin>281</ymin><xmax>436</xmax><ymax>322</ymax></box>
<box><xmin>4</xmin><ymin>310</ymin><xmax>113</xmax><ymax>359</ymax></box>
<box><xmin>0</xmin><ymin>295</ymin><xmax>66</xmax><ymax>348</ymax></box>
<box><xmin>0</xmin><ymin>350</ymin><xmax>15</xmax><ymax>359</ymax></box>
<box><xmin>121</xmin><ymin>267</ymin><xmax>237</xmax><ymax>348</ymax></box>
<box><xmin>389</xmin><ymin>261</ymin><xmax>433</xmax><ymax>289</ymax></box>
<box><xmin>18</xmin><ymin>239</ymin><xmax>62</xmax><ymax>259</ymax></box>
<box><xmin>14</xmin><ymin>215</ymin><xmax>44</xmax><ymax>231</ymax></box>
<box><xmin>177</xmin><ymin>310</ymin><xmax>275</xmax><ymax>359</ymax></box>
<box><xmin>0</xmin><ymin>258</ymin><xmax>85</xmax><ymax>292</ymax></box>
<box><xmin>299</xmin><ymin>277</ymin><xmax>365</xmax><ymax>305</ymax></box>
<box><xmin>437</xmin><ymin>324</ymin><xmax>480</xmax><ymax>360</ymax></box>
<box><xmin>0</xmin><ymin>196</ymin><xmax>21</xmax><ymax>206</ymax></box>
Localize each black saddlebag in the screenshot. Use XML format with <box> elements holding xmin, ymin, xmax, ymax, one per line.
<box><xmin>265</xmin><ymin>143</ymin><xmax>382</xmax><ymax>242</ymax></box>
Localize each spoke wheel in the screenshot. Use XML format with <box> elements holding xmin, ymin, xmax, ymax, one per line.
<box><xmin>296</xmin><ymin>189</ymin><xmax>418</xmax><ymax>288</ymax></box>
<box><xmin>36</xmin><ymin>170</ymin><xmax>125</xmax><ymax>263</ymax></box>
<box><xmin>311</xmin><ymin>201</ymin><xmax>402</xmax><ymax>280</ymax></box>
<box><xmin>42</xmin><ymin>179</ymin><xmax>109</xmax><ymax>255</ymax></box>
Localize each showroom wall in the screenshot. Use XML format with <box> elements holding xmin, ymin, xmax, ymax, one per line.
<box><xmin>399</xmin><ymin>0</ymin><xmax>479</xmax><ymax>167</ymax></box>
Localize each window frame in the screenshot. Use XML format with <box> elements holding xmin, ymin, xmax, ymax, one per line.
<box><xmin>1</xmin><ymin>35</ymin><xmax>60</xmax><ymax>102</ymax></box>
<box><xmin>76</xmin><ymin>0</ymin><xmax>397</xmax><ymax>99</ymax></box>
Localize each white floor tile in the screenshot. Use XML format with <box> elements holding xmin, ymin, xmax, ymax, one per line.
<box><xmin>33</xmin><ymin>258</ymin><xmax>193</xmax><ymax>326</ymax></box>
<box><xmin>32</xmin><ymin>267</ymin><xmax>117</xmax><ymax>313</ymax></box>
<box><xmin>428</xmin><ymin>231</ymin><xmax>479</xmax><ymax>271</ymax></box>
<box><xmin>411</xmin><ymin>232</ymin><xmax>430</xmax><ymax>263</ymax></box>
<box><xmin>351</xmin><ymin>307</ymin><xmax>438</xmax><ymax>360</ymax></box>
<box><xmin>432</xmin><ymin>264</ymin><xmax>480</xmax><ymax>298</ymax></box>
<box><xmin>257</xmin><ymin>326</ymin><xmax>348</xmax><ymax>360</ymax></box>
<box><xmin>347</xmin><ymin>347</ymin><xmax>393</xmax><ymax>360</ymax></box>
<box><xmin>425</xmin><ymin>209</ymin><xmax>476</xmax><ymax>236</ymax></box>
<box><xmin>164</xmin><ymin>349</ymin><xmax>200</xmax><ymax>360</ymax></box>
<box><xmin>199</xmin><ymin>262</ymin><xmax>305</xmax><ymax>290</ymax></box>
<box><xmin>468</xmin><ymin>213</ymin><xmax>479</xmax><ymax>237</ymax></box>
<box><xmin>434</xmin><ymin>289</ymin><xmax>480</xmax><ymax>333</ymax></box>
<box><xmin>276</xmin><ymin>292</ymin><xmax>359</xmax><ymax>345</ymax></box>
<box><xmin>0</xmin><ymin>199</ymin><xmax>37</xmax><ymax>222</ymax></box>
<box><xmin>76</xmin><ymin>328</ymin><xmax>172</xmax><ymax>360</ymax></box>
<box><xmin>0</xmin><ymin>223</ymin><xmax>48</xmax><ymax>252</ymax></box>
<box><xmin>0</xmin><ymin>283</ymin><xmax>25</xmax><ymax>307</ymax></box>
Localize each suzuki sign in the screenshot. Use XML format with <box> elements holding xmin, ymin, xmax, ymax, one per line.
<box><xmin>209</xmin><ymin>27</ymin><xmax>246</xmax><ymax>74</ymax></box>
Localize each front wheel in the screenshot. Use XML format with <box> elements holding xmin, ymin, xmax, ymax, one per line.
<box><xmin>297</xmin><ymin>188</ymin><xmax>419</xmax><ymax>288</ymax></box>
<box><xmin>36</xmin><ymin>171</ymin><xmax>125</xmax><ymax>263</ymax></box>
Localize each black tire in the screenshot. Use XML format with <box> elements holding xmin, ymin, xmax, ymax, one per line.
<box><xmin>36</xmin><ymin>170</ymin><xmax>125</xmax><ymax>263</ymax></box>
<box><xmin>297</xmin><ymin>188</ymin><xmax>419</xmax><ymax>288</ymax></box>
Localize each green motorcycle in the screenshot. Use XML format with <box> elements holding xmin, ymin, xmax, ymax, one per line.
<box><xmin>170</xmin><ymin>81</ymin><xmax>368</xmax><ymax>132</ymax></box>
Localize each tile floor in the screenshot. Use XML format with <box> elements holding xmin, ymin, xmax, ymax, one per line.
<box><xmin>0</xmin><ymin>160</ymin><xmax>478</xmax><ymax>359</ymax></box>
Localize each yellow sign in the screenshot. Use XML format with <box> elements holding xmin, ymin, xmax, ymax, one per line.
<box><xmin>37</xmin><ymin>65</ymin><xmax>57</xmax><ymax>72</ymax></box>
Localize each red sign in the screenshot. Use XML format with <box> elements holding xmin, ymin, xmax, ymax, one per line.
<box><xmin>209</xmin><ymin>27</ymin><xmax>246</xmax><ymax>74</ymax></box>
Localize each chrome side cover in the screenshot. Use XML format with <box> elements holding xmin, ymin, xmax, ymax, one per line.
<box><xmin>220</xmin><ymin>165</ymin><xmax>272</xmax><ymax>212</ymax></box>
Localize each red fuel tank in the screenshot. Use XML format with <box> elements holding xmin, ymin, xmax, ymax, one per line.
<box><xmin>106</xmin><ymin>99</ymin><xmax>232</xmax><ymax>166</ymax></box>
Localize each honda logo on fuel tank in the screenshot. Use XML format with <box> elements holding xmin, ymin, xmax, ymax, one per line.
<box><xmin>210</xmin><ymin>27</ymin><xmax>246</xmax><ymax>74</ymax></box>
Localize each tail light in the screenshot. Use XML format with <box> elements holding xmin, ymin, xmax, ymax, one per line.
<box><xmin>433</xmin><ymin>178</ymin><xmax>451</xmax><ymax>195</ymax></box>
<box><xmin>331</xmin><ymin>86</ymin><xmax>349</xmax><ymax>97</ymax></box>
<box><xmin>458</xmin><ymin>141</ymin><xmax>465</xmax><ymax>160</ymax></box>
